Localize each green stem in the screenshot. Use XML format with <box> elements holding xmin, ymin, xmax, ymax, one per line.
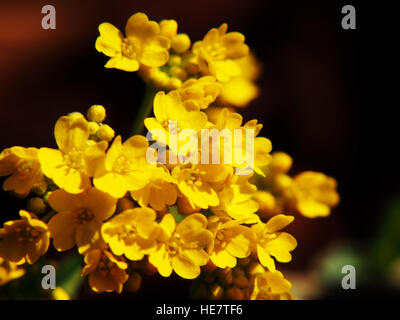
<box><xmin>130</xmin><ymin>86</ymin><xmax>157</xmax><ymax>136</ymax></box>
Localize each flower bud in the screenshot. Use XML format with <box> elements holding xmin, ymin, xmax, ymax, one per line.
<box><xmin>88</xmin><ymin>121</ymin><xmax>100</xmax><ymax>135</ymax></box>
<box><xmin>87</xmin><ymin>105</ymin><xmax>106</xmax><ymax>123</ymax></box>
<box><xmin>96</xmin><ymin>124</ymin><xmax>115</xmax><ymax>142</ymax></box>
<box><xmin>172</xmin><ymin>34</ymin><xmax>191</xmax><ymax>53</ymax></box>
<box><xmin>270</xmin><ymin>152</ymin><xmax>293</xmax><ymax>174</ymax></box>
<box><xmin>126</xmin><ymin>272</ymin><xmax>142</xmax><ymax>292</ymax></box>
<box><xmin>27</xmin><ymin>197</ymin><xmax>46</xmax><ymax>215</ymax></box>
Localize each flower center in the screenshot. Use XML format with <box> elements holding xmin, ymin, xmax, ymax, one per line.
<box><xmin>75</xmin><ymin>209</ymin><xmax>94</xmax><ymax>224</ymax></box>
<box><xmin>17</xmin><ymin>159</ymin><xmax>39</xmax><ymax>176</ymax></box>
<box><xmin>214</xmin><ymin>229</ymin><xmax>228</xmax><ymax>249</ymax></box>
<box><xmin>112</xmin><ymin>156</ymin><xmax>133</xmax><ymax>174</ymax></box>
<box><xmin>16</xmin><ymin>225</ymin><xmax>41</xmax><ymax>242</ymax></box>
<box><xmin>119</xmin><ymin>224</ymin><xmax>138</xmax><ymax>240</ymax></box>
<box><xmin>97</xmin><ymin>257</ymin><xmax>114</xmax><ymax>276</ymax></box>
<box><xmin>64</xmin><ymin>149</ymin><xmax>85</xmax><ymax>170</ymax></box>
<box><xmin>121</xmin><ymin>39</ymin><xmax>137</xmax><ymax>59</ymax></box>
<box><xmin>259</xmin><ymin>232</ymin><xmax>277</xmax><ymax>246</ymax></box>
<box><xmin>205</xmin><ymin>43</ymin><xmax>226</xmax><ymax>60</ymax></box>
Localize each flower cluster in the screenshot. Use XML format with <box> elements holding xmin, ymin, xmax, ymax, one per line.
<box><xmin>0</xmin><ymin>12</ymin><xmax>339</xmax><ymax>299</ymax></box>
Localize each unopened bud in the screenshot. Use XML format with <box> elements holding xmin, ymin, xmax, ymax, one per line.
<box><xmin>270</xmin><ymin>152</ymin><xmax>293</xmax><ymax>174</ymax></box>
<box><xmin>172</xmin><ymin>33</ymin><xmax>191</xmax><ymax>53</ymax></box>
<box><xmin>96</xmin><ymin>124</ymin><xmax>115</xmax><ymax>142</ymax></box>
<box><xmin>27</xmin><ymin>197</ymin><xmax>46</xmax><ymax>215</ymax></box>
<box><xmin>87</xmin><ymin>105</ymin><xmax>106</xmax><ymax>123</ymax></box>
<box><xmin>126</xmin><ymin>272</ymin><xmax>142</xmax><ymax>292</ymax></box>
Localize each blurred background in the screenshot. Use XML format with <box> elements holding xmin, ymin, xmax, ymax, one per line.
<box><xmin>1</xmin><ymin>0</ymin><xmax>397</xmax><ymax>299</ymax></box>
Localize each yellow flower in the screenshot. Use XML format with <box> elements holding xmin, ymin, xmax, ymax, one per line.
<box><xmin>211</xmin><ymin>108</ymin><xmax>272</xmax><ymax>176</ymax></box>
<box><xmin>38</xmin><ymin>113</ymin><xmax>108</xmax><ymax>194</ymax></box>
<box><xmin>178</xmin><ymin>76</ymin><xmax>222</xmax><ymax>111</ymax></box>
<box><xmin>252</xmin><ymin>214</ymin><xmax>297</xmax><ymax>271</ymax></box>
<box><xmin>81</xmin><ymin>249</ymin><xmax>128</xmax><ymax>293</ymax></box>
<box><xmin>93</xmin><ymin>135</ymin><xmax>153</xmax><ymax>198</ymax></box>
<box><xmin>212</xmin><ymin>173</ymin><xmax>260</xmax><ymax>221</ymax></box>
<box><xmin>293</xmin><ymin>171</ymin><xmax>340</xmax><ymax>218</ymax></box>
<box><xmin>219</xmin><ymin>53</ymin><xmax>261</xmax><ymax>108</ymax></box>
<box><xmin>149</xmin><ymin>213</ymin><xmax>213</xmax><ymax>279</ymax></box>
<box><xmin>47</xmin><ymin>187</ymin><xmax>116</xmax><ymax>253</ymax></box>
<box><xmin>0</xmin><ymin>257</ymin><xmax>25</xmax><ymax>285</ymax></box>
<box><xmin>0</xmin><ymin>147</ymin><xmax>43</xmax><ymax>196</ymax></box>
<box><xmin>144</xmin><ymin>90</ymin><xmax>208</xmax><ymax>152</ymax></box>
<box><xmin>0</xmin><ymin>210</ymin><xmax>49</xmax><ymax>264</ymax></box>
<box><xmin>250</xmin><ymin>270</ymin><xmax>294</xmax><ymax>300</ymax></box>
<box><xmin>130</xmin><ymin>166</ymin><xmax>178</xmax><ymax>211</ymax></box>
<box><xmin>95</xmin><ymin>13</ymin><xmax>170</xmax><ymax>72</ymax></box>
<box><xmin>192</xmin><ymin>24</ymin><xmax>249</xmax><ymax>82</ymax></box>
<box><xmin>207</xmin><ymin>216</ymin><xmax>254</xmax><ymax>269</ymax></box>
<box><xmin>101</xmin><ymin>207</ymin><xmax>160</xmax><ymax>261</ymax></box>
<box><xmin>172</xmin><ymin>164</ymin><xmax>231</xmax><ymax>209</ymax></box>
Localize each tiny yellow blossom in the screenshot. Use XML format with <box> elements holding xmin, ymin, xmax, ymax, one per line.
<box><xmin>178</xmin><ymin>76</ymin><xmax>222</xmax><ymax>111</ymax></box>
<box><xmin>207</xmin><ymin>216</ymin><xmax>254</xmax><ymax>269</ymax></box>
<box><xmin>219</xmin><ymin>54</ymin><xmax>261</xmax><ymax>108</ymax></box>
<box><xmin>130</xmin><ymin>166</ymin><xmax>178</xmax><ymax>211</ymax></box>
<box><xmin>172</xmin><ymin>164</ymin><xmax>231</xmax><ymax>209</ymax></box>
<box><xmin>250</xmin><ymin>270</ymin><xmax>294</xmax><ymax>300</ymax></box>
<box><xmin>144</xmin><ymin>90</ymin><xmax>208</xmax><ymax>152</ymax></box>
<box><xmin>93</xmin><ymin>135</ymin><xmax>153</xmax><ymax>198</ymax></box>
<box><xmin>252</xmin><ymin>214</ymin><xmax>297</xmax><ymax>271</ymax></box>
<box><xmin>212</xmin><ymin>173</ymin><xmax>260</xmax><ymax>221</ymax></box>
<box><xmin>81</xmin><ymin>249</ymin><xmax>128</xmax><ymax>293</ymax></box>
<box><xmin>149</xmin><ymin>213</ymin><xmax>213</xmax><ymax>279</ymax></box>
<box><xmin>0</xmin><ymin>147</ymin><xmax>43</xmax><ymax>196</ymax></box>
<box><xmin>47</xmin><ymin>187</ymin><xmax>116</xmax><ymax>253</ymax></box>
<box><xmin>95</xmin><ymin>13</ymin><xmax>170</xmax><ymax>72</ymax></box>
<box><xmin>0</xmin><ymin>210</ymin><xmax>49</xmax><ymax>265</ymax></box>
<box><xmin>101</xmin><ymin>207</ymin><xmax>160</xmax><ymax>261</ymax></box>
<box><xmin>38</xmin><ymin>113</ymin><xmax>108</xmax><ymax>194</ymax></box>
<box><xmin>192</xmin><ymin>24</ymin><xmax>249</xmax><ymax>82</ymax></box>
<box><xmin>211</xmin><ymin>108</ymin><xmax>272</xmax><ymax>176</ymax></box>
<box><xmin>293</xmin><ymin>171</ymin><xmax>340</xmax><ymax>218</ymax></box>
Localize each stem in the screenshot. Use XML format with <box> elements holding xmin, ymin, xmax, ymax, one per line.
<box><xmin>130</xmin><ymin>86</ymin><xmax>157</xmax><ymax>136</ymax></box>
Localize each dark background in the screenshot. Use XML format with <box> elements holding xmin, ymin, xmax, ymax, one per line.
<box><xmin>1</xmin><ymin>0</ymin><xmax>393</xmax><ymax>299</ymax></box>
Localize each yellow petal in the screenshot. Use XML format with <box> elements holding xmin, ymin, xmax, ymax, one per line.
<box><xmin>54</xmin><ymin>114</ymin><xmax>89</xmax><ymax>152</ymax></box>
<box><xmin>265</xmin><ymin>214</ymin><xmax>294</xmax><ymax>233</ymax></box>
<box><xmin>95</xmin><ymin>22</ymin><xmax>123</xmax><ymax>57</ymax></box>
<box><xmin>210</xmin><ymin>249</ymin><xmax>236</xmax><ymax>269</ymax></box>
<box><xmin>105</xmin><ymin>56</ymin><xmax>139</xmax><ymax>72</ymax></box>
<box><xmin>172</xmin><ymin>255</ymin><xmax>200</xmax><ymax>279</ymax></box>
<box><xmin>48</xmin><ymin>212</ymin><xmax>77</xmax><ymax>251</ymax></box>
<box><xmin>257</xmin><ymin>244</ymin><xmax>275</xmax><ymax>271</ymax></box>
